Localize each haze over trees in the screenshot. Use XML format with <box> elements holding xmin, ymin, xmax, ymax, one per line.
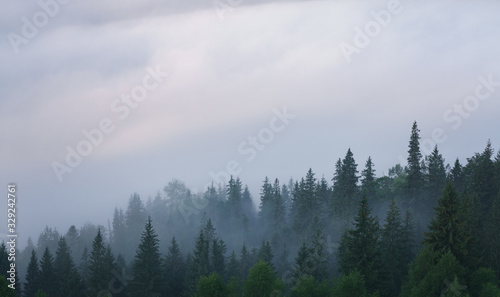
<box><xmin>2</xmin><ymin>121</ymin><xmax>500</xmax><ymax>296</ymax></box>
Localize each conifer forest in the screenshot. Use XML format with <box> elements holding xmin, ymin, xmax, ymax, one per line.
<box><xmin>1</xmin><ymin>121</ymin><xmax>500</xmax><ymax>297</ymax></box>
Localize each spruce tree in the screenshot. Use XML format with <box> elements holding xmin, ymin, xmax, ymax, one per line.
<box><xmin>54</xmin><ymin>236</ymin><xmax>85</xmax><ymax>297</ymax></box>
<box><xmin>87</xmin><ymin>229</ymin><xmax>108</xmax><ymax>295</ymax></box>
<box><xmin>361</xmin><ymin>156</ymin><xmax>377</xmax><ymax>201</ymax></box>
<box><xmin>406</xmin><ymin>121</ymin><xmax>424</xmax><ymax>205</ymax></box>
<box><xmin>423</xmin><ymin>182</ymin><xmax>469</xmax><ymax>266</ymax></box>
<box><xmin>242</xmin><ymin>260</ymin><xmax>283</xmax><ymax>297</ymax></box>
<box><xmin>78</xmin><ymin>247</ymin><xmax>89</xmax><ymax>284</ymax></box>
<box><xmin>24</xmin><ymin>250</ymin><xmax>40</xmax><ymax>297</ymax></box>
<box><xmin>164</xmin><ymin>237</ymin><xmax>186</xmax><ymax>296</ymax></box>
<box><xmin>337</xmin><ymin>195</ymin><xmax>380</xmax><ymax>292</ymax></box>
<box><xmin>226</xmin><ymin>251</ymin><xmax>239</xmax><ymax>280</ymax></box>
<box><xmin>332</xmin><ymin>149</ymin><xmax>359</xmax><ymax>222</ymax></box>
<box><xmin>259</xmin><ymin>177</ymin><xmax>274</xmax><ymax>227</ymax></box>
<box><xmin>426</xmin><ymin>145</ymin><xmax>447</xmax><ymax>202</ymax></box>
<box><xmin>129</xmin><ymin>217</ymin><xmax>162</xmax><ymax>297</ymax></box>
<box><xmin>449</xmin><ymin>158</ymin><xmax>464</xmax><ymax>192</ymax></box>
<box><xmin>257</xmin><ymin>241</ymin><xmax>274</xmax><ymax>269</ymax></box>
<box><xmin>379</xmin><ymin>200</ymin><xmax>405</xmax><ymax>297</ymax></box>
<box><xmin>292</xmin><ymin>243</ymin><xmax>313</xmax><ymax>283</ymax></box>
<box><xmin>212</xmin><ymin>239</ymin><xmax>227</xmax><ymax>277</ymax></box>
<box><xmin>38</xmin><ymin>247</ymin><xmax>56</xmax><ymax>297</ymax></box>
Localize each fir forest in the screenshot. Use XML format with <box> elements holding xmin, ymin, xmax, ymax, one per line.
<box><xmin>1</xmin><ymin>121</ymin><xmax>500</xmax><ymax>297</ymax></box>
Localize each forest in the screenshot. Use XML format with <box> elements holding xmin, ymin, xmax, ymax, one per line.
<box><xmin>1</xmin><ymin>121</ymin><xmax>500</xmax><ymax>297</ymax></box>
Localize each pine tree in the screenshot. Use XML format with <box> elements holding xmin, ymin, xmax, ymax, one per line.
<box><xmin>378</xmin><ymin>200</ymin><xmax>406</xmax><ymax>297</ymax></box>
<box><xmin>257</xmin><ymin>241</ymin><xmax>274</xmax><ymax>269</ymax></box>
<box><xmin>259</xmin><ymin>177</ymin><xmax>274</xmax><ymax>227</ymax></box>
<box><xmin>54</xmin><ymin>236</ymin><xmax>85</xmax><ymax>297</ymax></box>
<box><xmin>240</xmin><ymin>243</ymin><xmax>252</xmax><ymax>280</ymax></box>
<box><xmin>129</xmin><ymin>217</ymin><xmax>162</xmax><ymax>297</ymax></box>
<box><xmin>212</xmin><ymin>239</ymin><xmax>227</xmax><ymax>277</ymax></box>
<box><xmin>64</xmin><ymin>225</ymin><xmax>80</xmax><ymax>263</ymax></box>
<box><xmin>164</xmin><ymin>237</ymin><xmax>186</xmax><ymax>296</ymax></box>
<box><xmin>226</xmin><ymin>251</ymin><xmax>239</xmax><ymax>280</ymax></box>
<box><xmin>426</xmin><ymin>145</ymin><xmax>447</xmax><ymax>205</ymax></box>
<box><xmin>361</xmin><ymin>156</ymin><xmax>377</xmax><ymax>201</ymax></box>
<box><xmin>292</xmin><ymin>242</ymin><xmax>313</xmax><ymax>283</ymax></box>
<box><xmin>449</xmin><ymin>158</ymin><xmax>464</xmax><ymax>192</ymax></box>
<box><xmin>78</xmin><ymin>247</ymin><xmax>89</xmax><ymax>284</ymax></box>
<box><xmin>111</xmin><ymin>208</ymin><xmax>127</xmax><ymax>258</ymax></box>
<box><xmin>423</xmin><ymin>182</ymin><xmax>469</xmax><ymax>266</ymax></box>
<box><xmin>24</xmin><ymin>250</ymin><xmax>40</xmax><ymax>297</ymax></box>
<box><xmin>242</xmin><ymin>260</ymin><xmax>283</xmax><ymax>297</ymax></box>
<box><xmin>272</xmin><ymin>178</ymin><xmax>286</xmax><ymax>233</ymax></box>
<box><xmin>87</xmin><ymin>229</ymin><xmax>108</xmax><ymax>295</ymax></box>
<box><xmin>332</xmin><ymin>149</ymin><xmax>359</xmax><ymax>222</ymax></box>
<box><xmin>195</xmin><ymin>272</ymin><xmax>228</xmax><ymax>297</ymax></box>
<box><xmin>406</xmin><ymin>121</ymin><xmax>424</xmax><ymax>205</ymax></box>
<box><xmin>309</xmin><ymin>226</ymin><xmax>328</xmax><ymax>282</ymax></box>
<box><xmin>186</xmin><ymin>230</ymin><xmax>210</xmax><ymax>295</ymax></box>
<box><xmin>38</xmin><ymin>247</ymin><xmax>56</xmax><ymax>297</ymax></box>
<box><xmin>337</xmin><ymin>195</ymin><xmax>380</xmax><ymax>292</ymax></box>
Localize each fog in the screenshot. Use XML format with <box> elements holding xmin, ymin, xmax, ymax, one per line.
<box><xmin>1</xmin><ymin>0</ymin><xmax>500</xmax><ymax>295</ymax></box>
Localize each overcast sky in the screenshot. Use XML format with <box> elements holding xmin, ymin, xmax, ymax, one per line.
<box><xmin>1</xmin><ymin>0</ymin><xmax>499</xmax><ymax>247</ymax></box>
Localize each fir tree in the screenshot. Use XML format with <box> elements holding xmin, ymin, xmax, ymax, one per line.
<box><xmin>292</xmin><ymin>242</ymin><xmax>313</xmax><ymax>283</ymax></box>
<box><xmin>38</xmin><ymin>247</ymin><xmax>56</xmax><ymax>297</ymax></box>
<box><xmin>24</xmin><ymin>250</ymin><xmax>40</xmax><ymax>297</ymax></box>
<box><xmin>406</xmin><ymin>121</ymin><xmax>424</xmax><ymax>205</ymax></box>
<box><xmin>242</xmin><ymin>260</ymin><xmax>283</xmax><ymax>297</ymax></box>
<box><xmin>337</xmin><ymin>195</ymin><xmax>380</xmax><ymax>292</ymax></box>
<box><xmin>164</xmin><ymin>237</ymin><xmax>186</xmax><ymax>296</ymax></box>
<box><xmin>426</xmin><ymin>145</ymin><xmax>447</xmax><ymax>206</ymax></box>
<box><xmin>361</xmin><ymin>156</ymin><xmax>377</xmax><ymax>201</ymax></box>
<box><xmin>54</xmin><ymin>236</ymin><xmax>85</xmax><ymax>297</ymax></box>
<box><xmin>257</xmin><ymin>241</ymin><xmax>274</xmax><ymax>269</ymax></box>
<box><xmin>332</xmin><ymin>149</ymin><xmax>359</xmax><ymax>222</ymax></box>
<box><xmin>449</xmin><ymin>158</ymin><xmax>464</xmax><ymax>192</ymax></box>
<box><xmin>423</xmin><ymin>182</ymin><xmax>469</xmax><ymax>266</ymax></box>
<box><xmin>129</xmin><ymin>217</ymin><xmax>162</xmax><ymax>297</ymax></box>
<box><xmin>212</xmin><ymin>239</ymin><xmax>227</xmax><ymax>277</ymax></box>
<box><xmin>87</xmin><ymin>229</ymin><xmax>108</xmax><ymax>295</ymax></box>
<box><xmin>379</xmin><ymin>200</ymin><xmax>405</xmax><ymax>297</ymax></box>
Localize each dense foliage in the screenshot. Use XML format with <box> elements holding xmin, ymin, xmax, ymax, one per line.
<box><xmin>2</xmin><ymin>122</ymin><xmax>500</xmax><ymax>296</ymax></box>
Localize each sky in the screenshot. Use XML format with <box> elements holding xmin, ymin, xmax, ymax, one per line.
<box><xmin>1</xmin><ymin>0</ymin><xmax>499</xmax><ymax>248</ymax></box>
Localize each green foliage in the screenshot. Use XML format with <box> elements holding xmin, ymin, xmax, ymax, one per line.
<box><xmin>34</xmin><ymin>289</ymin><xmax>48</xmax><ymax>297</ymax></box>
<box><xmin>361</xmin><ymin>156</ymin><xmax>377</xmax><ymax>201</ymax></box>
<box><xmin>0</xmin><ymin>275</ymin><xmax>17</xmax><ymax>297</ymax></box>
<box><xmin>406</xmin><ymin>121</ymin><xmax>424</xmax><ymax>202</ymax></box>
<box><xmin>87</xmin><ymin>229</ymin><xmax>108</xmax><ymax>295</ymax></box>
<box><xmin>331</xmin><ymin>270</ymin><xmax>368</xmax><ymax>297</ymax></box>
<box><xmin>402</xmin><ymin>248</ymin><xmax>467</xmax><ymax>297</ymax></box>
<box><xmin>164</xmin><ymin>236</ymin><xmax>186</xmax><ymax>296</ymax></box>
<box><xmin>424</xmin><ymin>182</ymin><xmax>469</xmax><ymax>265</ymax></box>
<box><xmin>337</xmin><ymin>195</ymin><xmax>380</xmax><ymax>292</ymax></box>
<box><xmin>332</xmin><ymin>149</ymin><xmax>359</xmax><ymax>222</ymax></box>
<box><xmin>290</xmin><ymin>275</ymin><xmax>331</xmax><ymax>297</ymax></box>
<box><xmin>24</xmin><ymin>250</ymin><xmax>39</xmax><ymax>297</ymax></box>
<box><xmin>242</xmin><ymin>260</ymin><xmax>284</xmax><ymax>297</ymax></box>
<box><xmin>379</xmin><ymin>200</ymin><xmax>406</xmax><ymax>297</ymax></box>
<box><xmin>39</xmin><ymin>247</ymin><xmax>57</xmax><ymax>297</ymax></box>
<box><xmin>195</xmin><ymin>272</ymin><xmax>228</xmax><ymax>297</ymax></box>
<box><xmin>129</xmin><ymin>217</ymin><xmax>162</xmax><ymax>297</ymax></box>
<box><xmin>470</xmin><ymin>268</ymin><xmax>499</xmax><ymax>297</ymax></box>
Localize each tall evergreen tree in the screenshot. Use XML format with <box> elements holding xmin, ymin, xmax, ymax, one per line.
<box><xmin>449</xmin><ymin>158</ymin><xmax>464</xmax><ymax>192</ymax></box>
<box><xmin>332</xmin><ymin>149</ymin><xmax>359</xmax><ymax>222</ymax></box>
<box><xmin>423</xmin><ymin>182</ymin><xmax>469</xmax><ymax>266</ymax></box>
<box><xmin>361</xmin><ymin>156</ymin><xmax>377</xmax><ymax>201</ymax></box>
<box><xmin>78</xmin><ymin>247</ymin><xmax>89</xmax><ymax>284</ymax></box>
<box><xmin>129</xmin><ymin>217</ymin><xmax>162</xmax><ymax>297</ymax></box>
<box><xmin>24</xmin><ymin>250</ymin><xmax>40</xmax><ymax>297</ymax></box>
<box><xmin>426</xmin><ymin>145</ymin><xmax>447</xmax><ymax>204</ymax></box>
<box><xmin>242</xmin><ymin>260</ymin><xmax>283</xmax><ymax>297</ymax></box>
<box><xmin>87</xmin><ymin>229</ymin><xmax>108</xmax><ymax>295</ymax></box>
<box><xmin>125</xmin><ymin>193</ymin><xmax>146</xmax><ymax>260</ymax></box>
<box><xmin>337</xmin><ymin>195</ymin><xmax>380</xmax><ymax>292</ymax></box>
<box><xmin>378</xmin><ymin>200</ymin><xmax>406</xmax><ymax>297</ymax></box>
<box><xmin>164</xmin><ymin>237</ymin><xmax>186</xmax><ymax>296</ymax></box>
<box><xmin>212</xmin><ymin>239</ymin><xmax>227</xmax><ymax>277</ymax></box>
<box><xmin>54</xmin><ymin>237</ymin><xmax>85</xmax><ymax>297</ymax></box>
<box><xmin>259</xmin><ymin>177</ymin><xmax>274</xmax><ymax>227</ymax></box>
<box><xmin>257</xmin><ymin>241</ymin><xmax>274</xmax><ymax>269</ymax></box>
<box><xmin>38</xmin><ymin>247</ymin><xmax>56</xmax><ymax>297</ymax></box>
<box><xmin>292</xmin><ymin>242</ymin><xmax>312</xmax><ymax>283</ymax></box>
<box><xmin>406</xmin><ymin>121</ymin><xmax>424</xmax><ymax>205</ymax></box>
<box><xmin>111</xmin><ymin>208</ymin><xmax>127</xmax><ymax>258</ymax></box>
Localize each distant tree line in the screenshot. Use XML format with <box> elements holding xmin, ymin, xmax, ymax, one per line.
<box><xmin>1</xmin><ymin>121</ymin><xmax>500</xmax><ymax>296</ymax></box>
